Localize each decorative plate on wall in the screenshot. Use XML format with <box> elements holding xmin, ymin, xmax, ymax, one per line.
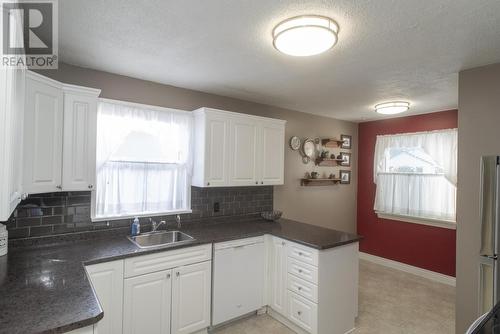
<box><xmin>302</xmin><ymin>138</ymin><xmax>316</xmax><ymax>158</ymax></box>
<box><xmin>289</xmin><ymin>136</ymin><xmax>301</xmax><ymax>150</ymax></box>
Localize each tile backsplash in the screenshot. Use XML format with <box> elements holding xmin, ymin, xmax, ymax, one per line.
<box><xmin>3</xmin><ymin>186</ymin><xmax>273</xmax><ymax>239</ymax></box>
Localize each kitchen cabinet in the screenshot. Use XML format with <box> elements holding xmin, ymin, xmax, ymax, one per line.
<box><xmin>212</xmin><ymin>237</ymin><xmax>265</xmax><ymax>326</ymax></box>
<box><xmin>22</xmin><ymin>71</ymin><xmax>100</xmax><ymax>194</ymax></box>
<box><xmin>122</xmin><ymin>244</ymin><xmax>212</xmax><ymax>334</ymax></box>
<box><xmin>193</xmin><ymin>111</ymin><xmax>230</xmax><ymax>187</ymax></box>
<box><xmin>0</xmin><ymin>61</ymin><xmax>26</xmax><ymax>221</ymax></box>
<box><xmin>192</xmin><ymin>108</ymin><xmax>286</xmax><ymax>187</ymax></box>
<box><xmin>86</xmin><ymin>260</ymin><xmax>124</xmax><ymax>334</ymax></box>
<box><xmin>269</xmin><ymin>236</ymin><xmax>288</xmax><ymax>316</ymax></box>
<box><xmin>23</xmin><ymin>72</ymin><xmax>64</xmax><ymax>194</ymax></box>
<box><xmin>267</xmin><ymin>237</ymin><xmax>359</xmax><ymax>334</ymax></box>
<box><xmin>62</xmin><ymin>85</ymin><xmax>99</xmax><ymax>191</ymax></box>
<box><xmin>228</xmin><ymin>117</ymin><xmax>260</xmax><ymax>186</ymax></box>
<box><xmin>67</xmin><ymin>326</ymin><xmax>95</xmax><ymax>334</ymax></box>
<box><xmin>171</xmin><ymin>261</ymin><xmax>212</xmax><ymax>334</ymax></box>
<box><xmin>259</xmin><ymin>121</ymin><xmax>285</xmax><ymax>185</ymax></box>
<box><xmin>123</xmin><ymin>269</ymin><xmax>172</xmax><ymax>334</ymax></box>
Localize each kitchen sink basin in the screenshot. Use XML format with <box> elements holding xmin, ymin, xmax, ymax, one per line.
<box><xmin>128</xmin><ymin>230</ymin><xmax>195</xmax><ymax>249</ymax></box>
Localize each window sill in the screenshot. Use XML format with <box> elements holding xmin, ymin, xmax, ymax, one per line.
<box><xmin>91</xmin><ymin>209</ymin><xmax>193</xmax><ymax>223</ymax></box>
<box><xmin>376</xmin><ymin>212</ymin><xmax>456</xmax><ymax>230</ymax></box>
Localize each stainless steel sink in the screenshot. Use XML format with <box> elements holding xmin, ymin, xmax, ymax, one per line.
<box><xmin>128</xmin><ymin>230</ymin><xmax>195</xmax><ymax>249</ymax></box>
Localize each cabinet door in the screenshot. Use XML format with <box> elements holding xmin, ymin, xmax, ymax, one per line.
<box><xmin>204</xmin><ymin>115</ymin><xmax>229</xmax><ymax>186</ymax></box>
<box><xmin>62</xmin><ymin>92</ymin><xmax>98</xmax><ymax>191</ymax></box>
<box><xmin>270</xmin><ymin>237</ymin><xmax>287</xmax><ymax>315</ymax></box>
<box><xmin>229</xmin><ymin>117</ymin><xmax>259</xmax><ymax>186</ymax></box>
<box><xmin>171</xmin><ymin>261</ymin><xmax>211</xmax><ymax>334</ymax></box>
<box><xmin>0</xmin><ymin>65</ymin><xmax>25</xmax><ymax>221</ymax></box>
<box><xmin>23</xmin><ymin>75</ymin><xmax>63</xmax><ymax>194</ymax></box>
<box><xmin>259</xmin><ymin>121</ymin><xmax>285</xmax><ymax>185</ymax></box>
<box><xmin>86</xmin><ymin>260</ymin><xmax>124</xmax><ymax>334</ymax></box>
<box><xmin>123</xmin><ymin>270</ymin><xmax>172</xmax><ymax>334</ymax></box>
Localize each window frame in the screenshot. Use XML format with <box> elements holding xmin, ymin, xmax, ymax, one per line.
<box><xmin>373</xmin><ymin>129</ymin><xmax>458</xmax><ymax>228</ymax></box>
<box><xmin>376</xmin><ymin>212</ymin><xmax>456</xmax><ymax>230</ymax></box>
<box><xmin>90</xmin><ymin>98</ymin><xmax>193</xmax><ymax>222</ymax></box>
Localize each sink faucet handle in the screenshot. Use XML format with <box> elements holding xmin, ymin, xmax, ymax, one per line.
<box><xmin>175</xmin><ymin>215</ymin><xmax>181</xmax><ymax>229</ymax></box>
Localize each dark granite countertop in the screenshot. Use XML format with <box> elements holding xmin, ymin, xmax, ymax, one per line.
<box><xmin>0</xmin><ymin>216</ymin><xmax>361</xmax><ymax>334</ymax></box>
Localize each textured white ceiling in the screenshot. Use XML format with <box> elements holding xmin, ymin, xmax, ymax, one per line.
<box><xmin>59</xmin><ymin>0</ymin><xmax>500</xmax><ymax>121</ymax></box>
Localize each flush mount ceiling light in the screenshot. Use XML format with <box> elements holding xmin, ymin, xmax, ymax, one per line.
<box><xmin>375</xmin><ymin>101</ymin><xmax>410</xmax><ymax>115</ymax></box>
<box><xmin>272</xmin><ymin>15</ymin><xmax>339</xmax><ymax>57</ymax></box>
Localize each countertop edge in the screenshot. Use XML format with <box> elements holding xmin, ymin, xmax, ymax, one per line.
<box><xmin>5</xmin><ymin>219</ymin><xmax>362</xmax><ymax>334</ymax></box>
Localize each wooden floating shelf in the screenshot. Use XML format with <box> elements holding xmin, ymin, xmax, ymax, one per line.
<box><xmin>321</xmin><ymin>138</ymin><xmax>344</xmax><ymax>148</ymax></box>
<box><xmin>301</xmin><ymin>178</ymin><xmax>342</xmax><ymax>186</ymax></box>
<box><xmin>315</xmin><ymin>157</ymin><xmax>345</xmax><ymax>167</ymax></box>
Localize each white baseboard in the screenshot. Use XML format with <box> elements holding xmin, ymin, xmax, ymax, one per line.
<box><xmin>359</xmin><ymin>252</ymin><xmax>456</xmax><ymax>287</ymax></box>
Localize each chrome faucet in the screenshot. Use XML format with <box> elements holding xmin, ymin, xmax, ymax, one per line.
<box><xmin>175</xmin><ymin>215</ymin><xmax>181</xmax><ymax>229</ymax></box>
<box><xmin>150</xmin><ymin>218</ymin><xmax>166</xmax><ymax>232</ymax></box>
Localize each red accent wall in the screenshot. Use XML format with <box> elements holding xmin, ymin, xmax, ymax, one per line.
<box><xmin>357</xmin><ymin>110</ymin><xmax>458</xmax><ymax>277</ymax></box>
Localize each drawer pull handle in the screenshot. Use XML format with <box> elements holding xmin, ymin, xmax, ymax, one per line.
<box><xmin>298</xmin><ymin>252</ymin><xmax>303</xmax><ymax>256</ymax></box>
<box><xmin>298</xmin><ymin>287</ymin><xmax>302</xmax><ymax>291</ymax></box>
<box><xmin>298</xmin><ymin>269</ymin><xmax>303</xmax><ymax>273</ymax></box>
<box><xmin>166</xmin><ymin>273</ymin><xmax>171</xmax><ymax>279</ymax></box>
<box><xmin>176</xmin><ymin>271</ymin><xmax>180</xmax><ymax>277</ymax></box>
<box><xmin>298</xmin><ymin>311</ymin><xmax>302</xmax><ymax>316</ymax></box>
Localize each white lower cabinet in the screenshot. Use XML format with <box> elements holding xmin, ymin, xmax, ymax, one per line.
<box><xmin>269</xmin><ymin>236</ymin><xmax>288</xmax><ymax>316</ymax></box>
<box><xmin>267</xmin><ymin>237</ymin><xmax>359</xmax><ymax>334</ymax></box>
<box><xmin>123</xmin><ymin>261</ymin><xmax>211</xmax><ymax>334</ymax></box>
<box><xmin>67</xmin><ymin>325</ymin><xmax>95</xmax><ymax>334</ymax></box>
<box><xmin>287</xmin><ymin>291</ymin><xmax>318</xmax><ymax>334</ymax></box>
<box><xmin>86</xmin><ymin>244</ymin><xmax>212</xmax><ymax>334</ymax></box>
<box><xmin>123</xmin><ymin>270</ymin><xmax>173</xmax><ymax>334</ymax></box>
<box><xmin>86</xmin><ymin>260</ymin><xmax>124</xmax><ymax>334</ymax></box>
<box><xmin>171</xmin><ymin>261</ymin><xmax>212</xmax><ymax>334</ymax></box>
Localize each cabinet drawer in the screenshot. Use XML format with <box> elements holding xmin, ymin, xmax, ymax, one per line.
<box><xmin>124</xmin><ymin>244</ymin><xmax>212</xmax><ymax>278</ymax></box>
<box><xmin>287</xmin><ymin>257</ymin><xmax>318</xmax><ymax>284</ymax></box>
<box><xmin>287</xmin><ymin>291</ymin><xmax>318</xmax><ymax>334</ymax></box>
<box><xmin>287</xmin><ymin>273</ymin><xmax>318</xmax><ymax>303</ymax></box>
<box><xmin>287</xmin><ymin>242</ymin><xmax>318</xmax><ymax>267</ymax></box>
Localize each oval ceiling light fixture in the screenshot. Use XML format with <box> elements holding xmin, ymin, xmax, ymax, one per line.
<box><xmin>375</xmin><ymin>101</ymin><xmax>410</xmax><ymax>115</ymax></box>
<box><xmin>272</xmin><ymin>15</ymin><xmax>339</xmax><ymax>57</ymax></box>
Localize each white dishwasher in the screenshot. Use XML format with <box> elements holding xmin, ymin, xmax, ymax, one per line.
<box><xmin>212</xmin><ymin>236</ymin><xmax>265</xmax><ymax>326</ymax></box>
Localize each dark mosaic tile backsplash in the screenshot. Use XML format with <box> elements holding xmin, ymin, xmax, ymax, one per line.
<box><xmin>2</xmin><ymin>186</ymin><xmax>273</xmax><ymax>239</ymax></box>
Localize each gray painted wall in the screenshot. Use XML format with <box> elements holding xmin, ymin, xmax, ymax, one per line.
<box><xmin>456</xmin><ymin>63</ymin><xmax>500</xmax><ymax>333</ymax></box>
<box><xmin>38</xmin><ymin>63</ymin><xmax>358</xmax><ymax>233</ymax></box>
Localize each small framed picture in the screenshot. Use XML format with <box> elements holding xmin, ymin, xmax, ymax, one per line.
<box><xmin>341</xmin><ymin>134</ymin><xmax>352</xmax><ymax>149</ymax></box>
<box><xmin>340</xmin><ymin>170</ymin><xmax>351</xmax><ymax>184</ymax></box>
<box><xmin>340</xmin><ymin>152</ymin><xmax>351</xmax><ymax>167</ymax></box>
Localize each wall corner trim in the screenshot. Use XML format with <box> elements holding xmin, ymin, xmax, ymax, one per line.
<box><xmin>359</xmin><ymin>252</ymin><xmax>456</xmax><ymax>287</ymax></box>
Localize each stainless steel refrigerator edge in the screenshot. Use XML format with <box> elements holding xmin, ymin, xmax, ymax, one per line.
<box><xmin>478</xmin><ymin>156</ymin><xmax>500</xmax><ymax>315</ymax></box>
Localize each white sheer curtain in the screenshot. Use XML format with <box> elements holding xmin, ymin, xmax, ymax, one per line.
<box><xmin>95</xmin><ymin>100</ymin><xmax>193</xmax><ymax>219</ymax></box>
<box><xmin>373</xmin><ymin>129</ymin><xmax>458</xmax><ymax>222</ymax></box>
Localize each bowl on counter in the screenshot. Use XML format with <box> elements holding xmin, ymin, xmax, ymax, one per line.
<box><xmin>261</xmin><ymin>211</ymin><xmax>283</xmax><ymax>221</ymax></box>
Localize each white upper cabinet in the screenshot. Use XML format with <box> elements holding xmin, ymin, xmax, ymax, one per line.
<box><xmin>229</xmin><ymin>116</ymin><xmax>260</xmax><ymax>186</ymax></box>
<box><xmin>192</xmin><ymin>108</ymin><xmax>286</xmax><ymax>187</ymax></box>
<box><xmin>23</xmin><ymin>72</ymin><xmax>64</xmax><ymax>194</ymax></box>
<box><xmin>259</xmin><ymin>121</ymin><xmax>285</xmax><ymax>185</ymax></box>
<box><xmin>62</xmin><ymin>85</ymin><xmax>100</xmax><ymax>191</ymax></box>
<box><xmin>0</xmin><ymin>64</ymin><xmax>26</xmax><ymax>221</ymax></box>
<box><xmin>193</xmin><ymin>111</ymin><xmax>230</xmax><ymax>187</ymax></box>
<box><xmin>22</xmin><ymin>71</ymin><xmax>100</xmax><ymax>195</ymax></box>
